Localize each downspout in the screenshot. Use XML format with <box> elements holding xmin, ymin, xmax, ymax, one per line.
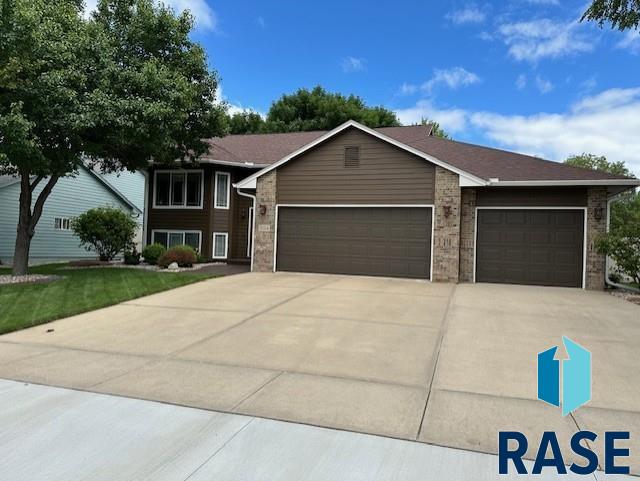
<box><xmin>236</xmin><ymin>187</ymin><xmax>256</xmax><ymax>272</ymax></box>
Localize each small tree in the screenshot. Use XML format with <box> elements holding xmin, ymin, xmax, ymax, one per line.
<box><xmin>596</xmin><ymin>231</ymin><xmax>640</xmax><ymax>286</ymax></box>
<box><xmin>418</xmin><ymin>118</ymin><xmax>451</xmax><ymax>139</ymax></box>
<box><xmin>71</xmin><ymin>207</ymin><xmax>137</xmax><ymax>261</ymax></box>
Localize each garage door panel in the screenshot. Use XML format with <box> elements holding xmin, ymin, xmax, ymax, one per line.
<box><xmin>476</xmin><ymin>209</ymin><xmax>583</xmax><ymax>288</ymax></box>
<box><xmin>277</xmin><ymin>207</ymin><xmax>431</xmax><ymax>279</ymax></box>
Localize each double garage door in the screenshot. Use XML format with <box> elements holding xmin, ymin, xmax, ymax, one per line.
<box><xmin>276</xmin><ymin>207</ymin><xmax>432</xmax><ymax>279</ymax></box>
<box><xmin>476</xmin><ymin>209</ymin><xmax>585</xmax><ymax>288</ymax></box>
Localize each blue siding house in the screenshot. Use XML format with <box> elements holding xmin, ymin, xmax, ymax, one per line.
<box><xmin>0</xmin><ymin>166</ymin><xmax>144</xmax><ymax>264</ymax></box>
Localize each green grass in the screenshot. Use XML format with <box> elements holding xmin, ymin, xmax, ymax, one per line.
<box><xmin>0</xmin><ymin>263</ymin><xmax>215</xmax><ymax>335</ymax></box>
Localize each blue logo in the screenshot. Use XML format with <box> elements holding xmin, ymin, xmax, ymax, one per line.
<box><xmin>538</xmin><ymin>336</ymin><xmax>591</xmax><ymax>416</ymax></box>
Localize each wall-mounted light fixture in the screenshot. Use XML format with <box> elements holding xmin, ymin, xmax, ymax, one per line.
<box><xmin>259</xmin><ymin>204</ymin><xmax>267</xmax><ymax>216</ymax></box>
<box><xmin>594</xmin><ymin>207</ymin><xmax>603</xmax><ymax>221</ymax></box>
<box><xmin>443</xmin><ymin>205</ymin><xmax>452</xmax><ymax>218</ymax></box>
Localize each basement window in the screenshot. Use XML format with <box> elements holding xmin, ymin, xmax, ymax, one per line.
<box><xmin>344</xmin><ymin>146</ymin><xmax>360</xmax><ymax>168</ymax></box>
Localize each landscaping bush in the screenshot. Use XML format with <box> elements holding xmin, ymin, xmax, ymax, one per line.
<box><xmin>124</xmin><ymin>249</ymin><xmax>141</xmax><ymax>265</ymax></box>
<box><xmin>596</xmin><ymin>231</ymin><xmax>640</xmax><ymax>286</ymax></box>
<box><xmin>157</xmin><ymin>245</ymin><xmax>197</xmax><ymax>268</ymax></box>
<box><xmin>141</xmin><ymin>243</ymin><xmax>166</xmax><ymax>265</ymax></box>
<box><xmin>71</xmin><ymin>207</ymin><xmax>137</xmax><ymax>261</ymax></box>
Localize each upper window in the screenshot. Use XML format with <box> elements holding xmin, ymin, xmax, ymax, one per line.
<box><xmin>154</xmin><ymin>170</ymin><xmax>203</xmax><ymax>208</ymax></box>
<box><xmin>54</xmin><ymin>217</ymin><xmax>70</xmax><ymax>231</ymax></box>
<box><xmin>214</xmin><ymin>172</ymin><xmax>230</xmax><ymax>209</ymax></box>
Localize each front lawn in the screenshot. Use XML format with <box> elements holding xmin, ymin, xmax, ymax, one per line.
<box><xmin>0</xmin><ymin>264</ymin><xmax>214</xmax><ymax>335</ymax></box>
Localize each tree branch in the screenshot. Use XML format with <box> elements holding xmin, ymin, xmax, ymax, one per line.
<box><xmin>30</xmin><ymin>175</ymin><xmax>44</xmax><ymax>191</ymax></box>
<box><xmin>29</xmin><ymin>175</ymin><xmax>59</xmax><ymax>231</ymax></box>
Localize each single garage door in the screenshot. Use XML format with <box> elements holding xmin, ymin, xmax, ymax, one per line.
<box><xmin>476</xmin><ymin>209</ymin><xmax>584</xmax><ymax>287</ymax></box>
<box><xmin>276</xmin><ymin>207</ymin><xmax>432</xmax><ymax>279</ymax></box>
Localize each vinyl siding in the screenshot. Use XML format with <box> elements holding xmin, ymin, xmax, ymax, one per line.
<box><xmin>277</xmin><ymin>127</ymin><xmax>436</xmax><ymax>205</ymax></box>
<box><xmin>0</xmin><ymin>168</ymin><xmax>136</xmax><ymax>262</ymax></box>
<box><xmin>100</xmin><ymin>170</ymin><xmax>146</xmax><ymax>216</ymax></box>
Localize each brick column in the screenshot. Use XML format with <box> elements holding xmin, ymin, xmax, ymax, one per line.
<box><xmin>459</xmin><ymin>188</ymin><xmax>477</xmax><ymax>283</ymax></box>
<box><xmin>253</xmin><ymin>170</ymin><xmax>277</xmax><ymax>272</ymax></box>
<box><xmin>432</xmin><ymin>167</ymin><xmax>461</xmax><ymax>282</ymax></box>
<box><xmin>586</xmin><ymin>186</ymin><xmax>607</xmax><ymax>290</ymax></box>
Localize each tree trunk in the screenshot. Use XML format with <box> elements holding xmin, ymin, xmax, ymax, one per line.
<box><xmin>11</xmin><ymin>174</ymin><xmax>59</xmax><ymax>276</ymax></box>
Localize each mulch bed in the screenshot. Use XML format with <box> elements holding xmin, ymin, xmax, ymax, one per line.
<box><xmin>0</xmin><ymin>274</ymin><xmax>63</xmax><ymax>286</ymax></box>
<box><xmin>609</xmin><ymin>289</ymin><xmax>640</xmax><ymax>306</ymax></box>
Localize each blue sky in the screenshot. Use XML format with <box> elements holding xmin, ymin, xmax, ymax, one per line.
<box><xmin>88</xmin><ymin>0</ymin><xmax>640</xmax><ymax>174</ymax></box>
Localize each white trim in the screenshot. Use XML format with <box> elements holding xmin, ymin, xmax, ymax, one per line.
<box><xmin>235</xmin><ymin>120</ymin><xmax>489</xmax><ymax>189</ymax></box>
<box><xmin>273</xmin><ymin>204</ymin><xmax>435</xmax><ymax>280</ymax></box>
<box><xmin>247</xmin><ymin>206</ymin><xmax>254</xmax><ymax>258</ymax></box>
<box><xmin>473</xmin><ymin>206</ymin><xmax>588</xmax><ymax>289</ymax></box>
<box><xmin>237</xmin><ymin>189</ymin><xmax>257</xmax><ymax>271</ymax></box>
<box><xmin>152</xmin><ymin>169</ymin><xmax>204</xmax><ymax>210</ymax></box>
<box><xmin>212</xmin><ymin>232</ymin><xmax>229</xmax><ymax>259</ymax></box>
<box><xmin>151</xmin><ymin>229</ymin><xmax>202</xmax><ymax>253</ymax></box>
<box><xmin>488</xmin><ymin>179</ymin><xmax>640</xmax><ymax>187</ymax></box>
<box><xmin>214</xmin><ymin>171</ymin><xmax>231</xmax><ymax>210</ymax></box>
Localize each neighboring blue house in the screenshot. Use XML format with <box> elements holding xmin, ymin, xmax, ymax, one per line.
<box><xmin>0</xmin><ymin>165</ymin><xmax>145</xmax><ymax>264</ymax></box>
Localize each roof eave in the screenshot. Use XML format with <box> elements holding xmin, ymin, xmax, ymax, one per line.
<box><xmin>488</xmin><ymin>179</ymin><xmax>640</xmax><ymax>187</ymax></box>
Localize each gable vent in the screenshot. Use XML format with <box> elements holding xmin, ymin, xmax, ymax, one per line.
<box><xmin>344</xmin><ymin>146</ymin><xmax>360</xmax><ymax>168</ymax></box>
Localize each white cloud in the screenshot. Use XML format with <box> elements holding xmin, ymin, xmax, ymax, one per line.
<box><xmin>82</xmin><ymin>0</ymin><xmax>218</xmax><ymax>31</ymax></box>
<box><xmin>516</xmin><ymin>74</ymin><xmax>527</xmax><ymax>90</ymax></box>
<box><xmin>497</xmin><ymin>19</ymin><xmax>593</xmax><ymax>62</ymax></box>
<box><xmin>399</xmin><ymin>83</ymin><xmax>418</xmax><ymax>95</ymax></box>
<box><xmin>394</xmin><ymin>87</ymin><xmax>640</xmax><ymax>175</ymax></box>
<box><xmin>395</xmin><ymin>100</ymin><xmax>469</xmax><ymax>132</ymax></box>
<box><xmin>342</xmin><ymin>56</ymin><xmax>367</xmax><ymax>73</ymax></box>
<box><xmin>535</xmin><ymin>75</ymin><xmax>554</xmax><ymax>94</ymax></box>
<box><xmin>216</xmin><ymin>86</ymin><xmax>265</xmax><ymax>117</ymax></box>
<box><xmin>447</xmin><ymin>6</ymin><xmax>486</xmax><ymax>25</ymax></box>
<box><xmin>616</xmin><ymin>30</ymin><xmax>640</xmax><ymax>54</ymax></box>
<box><xmin>421</xmin><ymin>67</ymin><xmax>481</xmax><ymax>93</ymax></box>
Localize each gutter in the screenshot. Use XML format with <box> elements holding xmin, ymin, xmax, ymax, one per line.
<box><xmin>235</xmin><ymin>186</ymin><xmax>257</xmax><ymax>272</ymax></box>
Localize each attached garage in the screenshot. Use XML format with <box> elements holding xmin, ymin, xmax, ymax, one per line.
<box><xmin>276</xmin><ymin>206</ymin><xmax>433</xmax><ymax>279</ymax></box>
<box><xmin>475</xmin><ymin>208</ymin><xmax>585</xmax><ymax>288</ymax></box>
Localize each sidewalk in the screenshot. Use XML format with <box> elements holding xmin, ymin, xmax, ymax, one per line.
<box><xmin>0</xmin><ymin>379</ymin><xmax>630</xmax><ymax>481</ymax></box>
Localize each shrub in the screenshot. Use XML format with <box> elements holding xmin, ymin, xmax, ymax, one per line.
<box><xmin>596</xmin><ymin>231</ymin><xmax>640</xmax><ymax>286</ymax></box>
<box><xmin>71</xmin><ymin>207</ymin><xmax>137</xmax><ymax>261</ymax></box>
<box><xmin>141</xmin><ymin>243</ymin><xmax>166</xmax><ymax>265</ymax></box>
<box><xmin>158</xmin><ymin>245</ymin><xmax>197</xmax><ymax>268</ymax></box>
<box><xmin>196</xmin><ymin>253</ymin><xmax>208</xmax><ymax>264</ymax></box>
<box><xmin>124</xmin><ymin>249</ymin><xmax>141</xmax><ymax>265</ymax></box>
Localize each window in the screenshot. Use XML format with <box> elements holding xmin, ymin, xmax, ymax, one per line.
<box><xmin>54</xmin><ymin>217</ymin><xmax>70</xmax><ymax>231</ymax></box>
<box><xmin>152</xmin><ymin>230</ymin><xmax>201</xmax><ymax>253</ymax></box>
<box><xmin>154</xmin><ymin>171</ymin><xmax>203</xmax><ymax>208</ymax></box>
<box><xmin>212</xmin><ymin>232</ymin><xmax>228</xmax><ymax>259</ymax></box>
<box><xmin>214</xmin><ymin>172</ymin><xmax>230</xmax><ymax>209</ymax></box>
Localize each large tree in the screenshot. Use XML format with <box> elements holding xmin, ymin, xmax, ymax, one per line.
<box><xmin>0</xmin><ymin>0</ymin><xmax>225</xmax><ymax>275</ymax></box>
<box><xmin>418</xmin><ymin>118</ymin><xmax>451</xmax><ymax>139</ymax></box>
<box><xmin>582</xmin><ymin>0</ymin><xmax>640</xmax><ymax>30</ymax></box>
<box><xmin>564</xmin><ymin>153</ymin><xmax>632</xmax><ymax>177</ymax></box>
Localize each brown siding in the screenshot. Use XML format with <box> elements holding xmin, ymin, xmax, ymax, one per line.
<box><xmin>146</xmin><ymin>165</ymin><xmax>254</xmax><ymax>260</ymax></box>
<box><xmin>476</xmin><ymin>187</ymin><xmax>587</xmax><ymax>207</ymax></box>
<box><xmin>277</xmin><ymin>127</ymin><xmax>435</xmax><ymax>204</ymax></box>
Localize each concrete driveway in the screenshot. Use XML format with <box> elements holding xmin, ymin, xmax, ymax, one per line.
<box><xmin>0</xmin><ymin>273</ymin><xmax>638</xmax><ymax>473</ymax></box>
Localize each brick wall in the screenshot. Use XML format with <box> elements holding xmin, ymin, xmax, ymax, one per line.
<box><xmin>432</xmin><ymin>167</ymin><xmax>461</xmax><ymax>282</ymax></box>
<box><xmin>253</xmin><ymin>170</ymin><xmax>277</xmax><ymax>272</ymax></box>
<box><xmin>586</xmin><ymin>186</ymin><xmax>607</xmax><ymax>290</ymax></box>
<box><xmin>459</xmin><ymin>188</ymin><xmax>477</xmax><ymax>282</ymax></box>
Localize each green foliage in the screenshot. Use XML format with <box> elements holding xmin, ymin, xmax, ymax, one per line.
<box><xmin>228</xmin><ymin>111</ymin><xmax>265</xmax><ymax>134</ymax></box>
<box><xmin>582</xmin><ymin>0</ymin><xmax>640</xmax><ymax>30</ymax></box>
<box><xmin>141</xmin><ymin>243</ymin><xmax>166</xmax><ymax>265</ymax></box>
<box><xmin>224</xmin><ymin>86</ymin><xmax>400</xmax><ymax>134</ymax></box>
<box><xmin>611</xmin><ymin>190</ymin><xmax>640</xmax><ymax>234</ymax></box>
<box><xmin>418</xmin><ymin>118</ymin><xmax>451</xmax><ymax>139</ymax></box>
<box><xmin>596</xmin><ymin>231</ymin><xmax>640</xmax><ymax>285</ymax></box>
<box><xmin>158</xmin><ymin>245</ymin><xmax>197</xmax><ymax>268</ymax></box>
<box><xmin>124</xmin><ymin>249</ymin><xmax>141</xmax><ymax>265</ymax></box>
<box><xmin>71</xmin><ymin>207</ymin><xmax>137</xmax><ymax>261</ymax></box>
<box><xmin>564</xmin><ymin>153</ymin><xmax>632</xmax><ymax>177</ymax></box>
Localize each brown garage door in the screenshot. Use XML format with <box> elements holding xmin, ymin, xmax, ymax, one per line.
<box><xmin>276</xmin><ymin>207</ymin><xmax>432</xmax><ymax>279</ymax></box>
<box><xmin>476</xmin><ymin>209</ymin><xmax>584</xmax><ymax>287</ymax></box>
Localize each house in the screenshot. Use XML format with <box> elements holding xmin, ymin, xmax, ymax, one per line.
<box><xmin>144</xmin><ymin>120</ymin><xmax>639</xmax><ymax>289</ymax></box>
<box><xmin>0</xmin><ymin>165</ymin><xmax>144</xmax><ymax>264</ymax></box>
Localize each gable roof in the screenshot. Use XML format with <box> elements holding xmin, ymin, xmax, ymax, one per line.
<box><xmin>233</xmin><ymin>120</ymin><xmax>639</xmax><ymax>189</ymax></box>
